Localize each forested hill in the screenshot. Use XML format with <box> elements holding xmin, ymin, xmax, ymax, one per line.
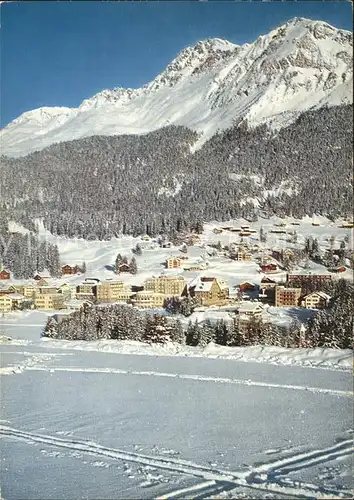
<box><xmin>0</xmin><ymin>105</ymin><xmax>352</xmax><ymax>239</ymax></box>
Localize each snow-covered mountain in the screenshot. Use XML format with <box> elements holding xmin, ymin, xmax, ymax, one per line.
<box><xmin>1</xmin><ymin>17</ymin><xmax>352</xmax><ymax>157</ymax></box>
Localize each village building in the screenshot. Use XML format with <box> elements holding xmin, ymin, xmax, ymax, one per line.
<box><xmin>166</xmin><ymin>257</ymin><xmax>182</xmax><ymax>269</ymax></box>
<box><xmin>260</xmin><ymin>277</ymin><xmax>278</xmax><ymax>291</ymax></box>
<box><xmin>6</xmin><ymin>293</ymin><xmax>26</xmax><ymax>310</ymax></box>
<box><xmin>35</xmin><ymin>293</ymin><xmax>65</xmax><ymax>310</ymax></box>
<box><xmin>0</xmin><ymin>284</ymin><xmax>17</xmax><ymax>296</ymax></box>
<box><xmin>260</xmin><ymin>263</ymin><xmax>277</xmax><ymax>273</ymax></box>
<box><xmin>287</xmin><ymin>271</ymin><xmax>332</xmax><ymax>283</ymax></box>
<box><xmin>275</xmin><ymin>286</ymin><xmax>302</xmax><ymax>308</ymax></box>
<box><xmin>144</xmin><ymin>275</ymin><xmax>186</xmax><ymax>297</ymax></box>
<box><xmin>301</xmin><ymin>291</ymin><xmax>331</xmax><ymax>309</ymax></box>
<box><xmin>239</xmin><ymin>281</ymin><xmax>257</xmax><ymax>292</ymax></box>
<box><xmin>56</xmin><ymin>283</ymin><xmax>74</xmax><ymax>299</ymax></box>
<box><xmin>130</xmin><ymin>291</ymin><xmax>166</xmax><ymax>309</ymax></box>
<box><xmin>61</xmin><ymin>264</ymin><xmax>81</xmax><ymax>275</ymax></box>
<box><xmin>235</xmin><ymin>302</ymin><xmax>265</xmax><ymax>332</ymax></box>
<box><xmin>95</xmin><ymin>280</ymin><xmax>133</xmax><ymax>303</ymax></box>
<box><xmin>188</xmin><ymin>277</ymin><xmax>229</xmax><ymax>306</ymax></box>
<box><xmin>37</xmin><ymin>285</ymin><xmax>59</xmax><ymax>295</ymax></box>
<box><xmin>63</xmin><ymin>299</ymin><xmax>92</xmax><ymax>311</ymax></box>
<box><xmin>0</xmin><ymin>270</ymin><xmax>10</xmax><ymax>280</ymax></box>
<box><xmin>75</xmin><ymin>292</ymin><xmax>95</xmax><ymax>302</ymax></box>
<box><xmin>328</xmin><ymin>265</ymin><xmax>346</xmax><ymax>274</ymax></box>
<box><xmin>233</xmin><ymin>249</ymin><xmax>252</xmax><ymax>261</ymax></box>
<box><xmin>33</xmin><ymin>269</ymin><xmax>52</xmax><ymax>281</ymax></box>
<box><xmin>13</xmin><ymin>283</ymin><xmax>37</xmax><ymax>299</ymax></box>
<box><xmin>76</xmin><ymin>282</ymin><xmax>96</xmax><ymax>294</ymax></box>
<box><xmin>0</xmin><ymin>294</ymin><xmax>13</xmax><ymax>312</ymax></box>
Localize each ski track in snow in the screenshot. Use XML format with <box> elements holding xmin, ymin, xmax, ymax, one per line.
<box><xmin>1</xmin><ymin>363</ymin><xmax>351</xmax><ymax>398</ymax></box>
<box><xmin>1</xmin><ymin>425</ymin><xmax>352</xmax><ymax>500</ymax></box>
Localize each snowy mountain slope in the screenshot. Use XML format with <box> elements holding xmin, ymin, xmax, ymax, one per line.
<box><xmin>1</xmin><ymin>17</ymin><xmax>352</xmax><ymax>157</ymax></box>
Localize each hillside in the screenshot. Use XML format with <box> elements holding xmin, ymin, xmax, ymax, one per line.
<box><xmin>1</xmin><ymin>104</ymin><xmax>352</xmax><ymax>238</ymax></box>
<box><xmin>1</xmin><ymin>17</ymin><xmax>352</xmax><ymax>158</ymax></box>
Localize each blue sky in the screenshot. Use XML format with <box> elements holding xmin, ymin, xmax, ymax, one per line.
<box><xmin>1</xmin><ymin>1</ymin><xmax>352</xmax><ymax>127</ymax></box>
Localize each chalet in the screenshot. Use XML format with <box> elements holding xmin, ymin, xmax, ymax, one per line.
<box><xmin>328</xmin><ymin>265</ymin><xmax>346</xmax><ymax>274</ymax></box>
<box><xmin>260</xmin><ymin>263</ymin><xmax>277</xmax><ymax>273</ymax></box>
<box><xmin>141</xmin><ymin>235</ymin><xmax>151</xmax><ymax>241</ymax></box>
<box><xmin>301</xmin><ymin>291</ymin><xmax>331</xmax><ymax>310</ymax></box>
<box><xmin>212</xmin><ymin>228</ymin><xmax>223</xmax><ymax>234</ymax></box>
<box><xmin>270</xmin><ymin>229</ymin><xmax>287</xmax><ymax>234</ymax></box>
<box><xmin>188</xmin><ymin>277</ymin><xmax>229</xmax><ymax>306</ymax></box>
<box><xmin>275</xmin><ymin>286</ymin><xmax>302</xmax><ymax>308</ymax></box>
<box><xmin>239</xmin><ymin>231</ymin><xmax>252</xmax><ymax>237</ymax></box>
<box><xmin>117</xmin><ymin>263</ymin><xmax>131</xmax><ymax>274</ymax></box>
<box><xmin>340</xmin><ymin>222</ymin><xmax>354</xmax><ymax>228</ymax></box>
<box><xmin>166</xmin><ymin>257</ymin><xmax>182</xmax><ymax>269</ymax></box>
<box><xmin>61</xmin><ymin>264</ymin><xmax>81</xmax><ymax>275</ymax></box>
<box><xmin>162</xmin><ymin>242</ymin><xmax>172</xmax><ymax>248</ymax></box>
<box><xmin>239</xmin><ymin>281</ymin><xmax>256</xmax><ymax>292</ymax></box>
<box><xmin>240</xmin><ymin>225</ymin><xmax>250</xmax><ymax>230</ymax></box>
<box><xmin>260</xmin><ymin>277</ymin><xmax>277</xmax><ymax>291</ymax></box>
<box><xmin>0</xmin><ymin>270</ymin><xmax>10</xmax><ymax>280</ymax></box>
<box><xmin>33</xmin><ymin>269</ymin><xmax>51</xmax><ymax>281</ymax></box>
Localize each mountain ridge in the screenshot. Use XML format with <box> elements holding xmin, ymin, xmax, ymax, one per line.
<box><xmin>1</xmin><ymin>17</ymin><xmax>352</xmax><ymax>158</ymax></box>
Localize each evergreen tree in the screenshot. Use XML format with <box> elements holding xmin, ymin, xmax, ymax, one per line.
<box><xmin>42</xmin><ymin>317</ymin><xmax>58</xmax><ymax>338</ymax></box>
<box><xmin>170</xmin><ymin>319</ymin><xmax>185</xmax><ymax>344</ymax></box>
<box><xmin>143</xmin><ymin>314</ymin><xmax>171</xmax><ymax>344</ymax></box>
<box><xmin>198</xmin><ymin>319</ymin><xmax>215</xmax><ymax>347</ymax></box>
<box><xmin>259</xmin><ymin>227</ymin><xmax>267</xmax><ymax>243</ymax></box>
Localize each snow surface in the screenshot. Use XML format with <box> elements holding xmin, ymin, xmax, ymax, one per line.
<box><xmin>1</xmin><ymin>18</ymin><xmax>352</xmax><ymax>157</ymax></box>
<box><xmin>1</xmin><ymin>338</ymin><xmax>353</xmax><ymax>499</ymax></box>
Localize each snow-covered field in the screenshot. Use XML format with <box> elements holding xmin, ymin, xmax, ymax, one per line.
<box><xmin>1</xmin><ymin>310</ymin><xmax>353</xmax><ymax>500</ymax></box>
